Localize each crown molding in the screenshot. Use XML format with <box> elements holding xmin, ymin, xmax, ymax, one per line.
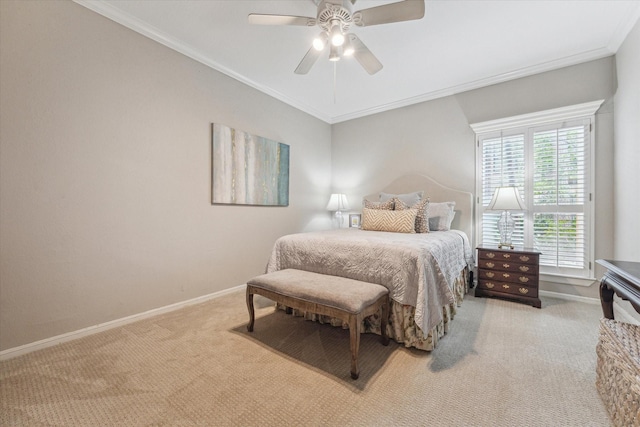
<box><xmin>330</xmin><ymin>48</ymin><xmax>613</xmax><ymax>124</ymax></box>
<box><xmin>73</xmin><ymin>0</ymin><xmax>332</xmax><ymax>124</ymax></box>
<box><xmin>74</xmin><ymin>0</ymin><xmax>630</xmax><ymax>126</ymax></box>
<box><xmin>606</xmin><ymin>3</ymin><xmax>640</xmax><ymax>52</ymax></box>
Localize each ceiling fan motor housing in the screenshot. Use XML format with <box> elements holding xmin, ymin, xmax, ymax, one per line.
<box><xmin>317</xmin><ymin>0</ymin><xmax>354</xmax><ymax>33</ymax></box>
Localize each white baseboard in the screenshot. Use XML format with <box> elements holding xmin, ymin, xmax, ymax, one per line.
<box><xmin>539</xmin><ymin>289</ymin><xmax>600</xmax><ymax>305</ymax></box>
<box><xmin>0</xmin><ymin>284</ymin><xmax>246</xmax><ymax>361</ymax></box>
<box><xmin>539</xmin><ymin>289</ymin><xmax>639</xmax><ymax>324</ymax></box>
<box><xmin>4</xmin><ymin>285</ymin><xmax>637</xmax><ymax>361</ymax></box>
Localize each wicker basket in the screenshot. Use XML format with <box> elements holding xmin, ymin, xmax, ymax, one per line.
<box><xmin>596</xmin><ymin>318</ymin><xmax>640</xmax><ymax>426</ymax></box>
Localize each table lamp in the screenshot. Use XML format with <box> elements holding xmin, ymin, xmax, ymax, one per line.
<box><xmin>326</xmin><ymin>193</ymin><xmax>349</xmax><ymax>228</ymax></box>
<box><xmin>486</xmin><ymin>186</ymin><xmax>527</xmax><ymax>249</ymax></box>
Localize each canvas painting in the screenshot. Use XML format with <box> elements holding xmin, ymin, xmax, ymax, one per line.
<box><xmin>212</xmin><ymin>124</ymin><xmax>289</xmax><ymax>206</ymax></box>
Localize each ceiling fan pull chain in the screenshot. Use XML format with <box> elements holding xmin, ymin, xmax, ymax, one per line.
<box><xmin>333</xmin><ymin>61</ymin><xmax>337</xmax><ymax>104</ymax></box>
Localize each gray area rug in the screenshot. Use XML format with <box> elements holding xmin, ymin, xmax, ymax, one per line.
<box><xmin>1</xmin><ymin>290</ymin><xmax>611</xmax><ymax>426</ymax></box>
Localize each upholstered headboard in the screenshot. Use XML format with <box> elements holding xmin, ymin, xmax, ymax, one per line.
<box><xmin>364</xmin><ymin>174</ymin><xmax>474</xmax><ymax>242</ymax></box>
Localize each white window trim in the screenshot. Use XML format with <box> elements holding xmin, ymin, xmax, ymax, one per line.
<box><xmin>471</xmin><ymin>100</ymin><xmax>603</xmax><ymax>286</ymax></box>
<box><xmin>470</xmin><ymin>100</ymin><xmax>604</xmax><ymax>134</ymax></box>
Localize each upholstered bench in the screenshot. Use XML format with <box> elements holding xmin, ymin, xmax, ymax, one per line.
<box><xmin>246</xmin><ymin>269</ymin><xmax>390</xmax><ymax>379</ymax></box>
<box><xmin>596</xmin><ymin>318</ymin><xmax>640</xmax><ymax>425</ymax></box>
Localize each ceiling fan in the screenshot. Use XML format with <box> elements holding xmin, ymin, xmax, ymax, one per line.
<box><xmin>248</xmin><ymin>0</ymin><xmax>425</xmax><ymax>75</ymax></box>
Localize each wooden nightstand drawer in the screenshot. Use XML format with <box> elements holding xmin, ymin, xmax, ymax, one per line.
<box><xmin>477</xmin><ymin>279</ymin><xmax>539</xmax><ymax>298</ymax></box>
<box><xmin>478</xmin><ymin>269</ymin><xmax>537</xmax><ymax>284</ymax></box>
<box><xmin>477</xmin><ymin>259</ymin><xmax>539</xmax><ymax>275</ymax></box>
<box><xmin>478</xmin><ymin>250</ymin><xmax>538</xmax><ymax>265</ymax></box>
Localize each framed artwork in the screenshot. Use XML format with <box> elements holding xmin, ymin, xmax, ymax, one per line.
<box><xmin>349</xmin><ymin>214</ymin><xmax>361</xmax><ymax>228</ymax></box>
<box><xmin>211</xmin><ymin>123</ymin><xmax>289</xmax><ymax>206</ymax></box>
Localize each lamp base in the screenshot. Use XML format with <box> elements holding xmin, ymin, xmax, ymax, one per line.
<box><xmin>498</xmin><ymin>243</ymin><xmax>515</xmax><ymax>250</ymax></box>
<box><xmin>334</xmin><ymin>210</ymin><xmax>343</xmax><ymax>228</ymax></box>
<box><xmin>497</xmin><ymin>210</ymin><xmax>515</xmax><ymax>250</ymax></box>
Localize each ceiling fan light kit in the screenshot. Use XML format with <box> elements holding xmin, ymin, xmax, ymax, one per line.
<box><xmin>313</xmin><ymin>32</ymin><xmax>328</xmax><ymax>51</ymax></box>
<box><xmin>342</xmin><ymin>36</ymin><xmax>354</xmax><ymax>56</ymax></box>
<box><xmin>329</xmin><ymin>44</ymin><xmax>342</xmax><ymax>62</ymax></box>
<box><xmin>248</xmin><ymin>0</ymin><xmax>425</xmax><ymax>75</ymax></box>
<box><xmin>330</xmin><ymin>22</ymin><xmax>345</xmax><ymax>46</ymax></box>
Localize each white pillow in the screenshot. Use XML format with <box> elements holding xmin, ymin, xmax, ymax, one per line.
<box><xmin>428</xmin><ymin>201</ymin><xmax>456</xmax><ymax>231</ymax></box>
<box><xmin>379</xmin><ymin>191</ymin><xmax>423</xmax><ymax>206</ymax></box>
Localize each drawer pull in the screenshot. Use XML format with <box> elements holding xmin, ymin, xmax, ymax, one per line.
<box><xmin>503</xmin><ymin>273</ymin><xmax>510</xmax><ymax>279</ymax></box>
<box><xmin>486</xmin><ymin>282</ymin><xmax>495</xmax><ymax>289</ymax></box>
<box><xmin>519</xmin><ymin>288</ymin><xmax>529</xmax><ymax>294</ymax></box>
<box><xmin>519</xmin><ymin>276</ymin><xmax>529</xmax><ymax>283</ymax></box>
<box><xmin>503</xmin><ymin>254</ymin><xmax>511</xmax><ymax>259</ymax></box>
<box><xmin>519</xmin><ymin>256</ymin><xmax>530</xmax><ymax>262</ymax></box>
<box><xmin>502</xmin><ymin>284</ymin><xmax>510</xmax><ymax>289</ymax></box>
<box><xmin>519</xmin><ymin>266</ymin><xmax>530</xmax><ymax>272</ymax></box>
<box><xmin>486</xmin><ymin>272</ymin><xmax>495</xmax><ymax>278</ymax></box>
<box><xmin>487</xmin><ymin>253</ymin><xmax>495</xmax><ymax>258</ymax></box>
<box><xmin>503</xmin><ymin>263</ymin><xmax>510</xmax><ymax>268</ymax></box>
<box><xmin>486</xmin><ymin>262</ymin><xmax>495</xmax><ymax>268</ymax></box>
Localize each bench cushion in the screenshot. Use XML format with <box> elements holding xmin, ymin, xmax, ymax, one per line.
<box><xmin>248</xmin><ymin>269</ymin><xmax>388</xmax><ymax>314</ymax></box>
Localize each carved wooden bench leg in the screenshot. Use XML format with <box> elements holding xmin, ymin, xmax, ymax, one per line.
<box><xmin>246</xmin><ymin>286</ymin><xmax>255</xmax><ymax>332</ymax></box>
<box><xmin>349</xmin><ymin>314</ymin><xmax>362</xmax><ymax>379</ymax></box>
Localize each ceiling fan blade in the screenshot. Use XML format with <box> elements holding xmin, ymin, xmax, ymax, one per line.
<box><xmin>349</xmin><ymin>35</ymin><xmax>383</xmax><ymax>75</ymax></box>
<box><xmin>294</xmin><ymin>46</ymin><xmax>323</xmax><ymax>75</ymax></box>
<box><xmin>353</xmin><ymin>0</ymin><xmax>425</xmax><ymax>27</ymax></box>
<box><xmin>248</xmin><ymin>14</ymin><xmax>315</xmax><ymax>26</ymax></box>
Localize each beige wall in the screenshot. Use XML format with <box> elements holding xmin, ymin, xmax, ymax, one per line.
<box><xmin>331</xmin><ymin>57</ymin><xmax>617</xmax><ymax>299</ymax></box>
<box><xmin>0</xmin><ymin>1</ymin><xmax>332</xmax><ymax>351</ymax></box>
<box><xmin>614</xmin><ymin>19</ymin><xmax>640</xmax><ymax>262</ymax></box>
<box><xmin>612</xmin><ymin>19</ymin><xmax>640</xmax><ymax>322</ymax></box>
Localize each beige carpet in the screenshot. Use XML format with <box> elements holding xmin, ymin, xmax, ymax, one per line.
<box><xmin>1</xmin><ymin>290</ymin><xmax>611</xmax><ymax>426</ymax></box>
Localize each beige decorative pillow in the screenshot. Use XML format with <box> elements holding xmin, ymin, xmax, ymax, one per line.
<box><xmin>361</xmin><ymin>208</ymin><xmax>418</xmax><ymax>233</ymax></box>
<box><xmin>394</xmin><ymin>197</ymin><xmax>430</xmax><ymax>233</ymax></box>
<box><xmin>363</xmin><ymin>198</ymin><xmax>394</xmax><ymax>210</ymax></box>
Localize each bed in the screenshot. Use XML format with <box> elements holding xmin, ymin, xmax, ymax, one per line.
<box><xmin>265</xmin><ymin>174</ymin><xmax>474</xmax><ymax>351</ymax></box>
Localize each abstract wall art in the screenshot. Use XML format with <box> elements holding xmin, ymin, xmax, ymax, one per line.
<box><xmin>211</xmin><ymin>123</ymin><xmax>290</xmax><ymax>206</ymax></box>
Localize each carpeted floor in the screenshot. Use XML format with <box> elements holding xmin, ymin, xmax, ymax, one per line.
<box><xmin>1</xmin><ymin>290</ymin><xmax>611</xmax><ymax>426</ymax></box>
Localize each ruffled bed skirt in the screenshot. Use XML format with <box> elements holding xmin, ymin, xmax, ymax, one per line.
<box><xmin>276</xmin><ymin>267</ymin><xmax>469</xmax><ymax>351</ymax></box>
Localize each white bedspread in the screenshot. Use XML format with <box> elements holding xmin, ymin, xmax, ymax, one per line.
<box><xmin>266</xmin><ymin>229</ymin><xmax>473</xmax><ymax>334</ymax></box>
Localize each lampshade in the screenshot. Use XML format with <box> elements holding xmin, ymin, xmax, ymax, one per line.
<box><xmin>326</xmin><ymin>193</ymin><xmax>349</xmax><ymax>211</ymax></box>
<box><xmin>486</xmin><ymin>187</ymin><xmax>527</xmax><ymax>211</ymax></box>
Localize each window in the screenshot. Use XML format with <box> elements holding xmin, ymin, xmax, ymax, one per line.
<box><xmin>472</xmin><ymin>101</ymin><xmax>603</xmax><ymax>281</ymax></box>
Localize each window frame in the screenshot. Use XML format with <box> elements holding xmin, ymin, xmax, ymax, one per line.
<box><xmin>471</xmin><ymin>100</ymin><xmax>603</xmax><ymax>285</ymax></box>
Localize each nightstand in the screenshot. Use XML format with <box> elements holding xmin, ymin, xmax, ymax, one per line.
<box><xmin>475</xmin><ymin>246</ymin><xmax>542</xmax><ymax>308</ymax></box>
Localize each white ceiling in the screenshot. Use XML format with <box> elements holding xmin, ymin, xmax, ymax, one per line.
<box><xmin>77</xmin><ymin>0</ymin><xmax>640</xmax><ymax>124</ymax></box>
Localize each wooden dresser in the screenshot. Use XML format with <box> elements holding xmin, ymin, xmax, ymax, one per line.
<box><xmin>475</xmin><ymin>247</ymin><xmax>542</xmax><ymax>308</ymax></box>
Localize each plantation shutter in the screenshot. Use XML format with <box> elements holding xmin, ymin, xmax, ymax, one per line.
<box><xmin>531</xmin><ymin>120</ymin><xmax>590</xmax><ymax>273</ymax></box>
<box><xmin>473</xmin><ymin>101</ymin><xmax>600</xmax><ymax>281</ymax></box>
<box><xmin>479</xmin><ymin>132</ymin><xmax>525</xmax><ymax>249</ymax></box>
